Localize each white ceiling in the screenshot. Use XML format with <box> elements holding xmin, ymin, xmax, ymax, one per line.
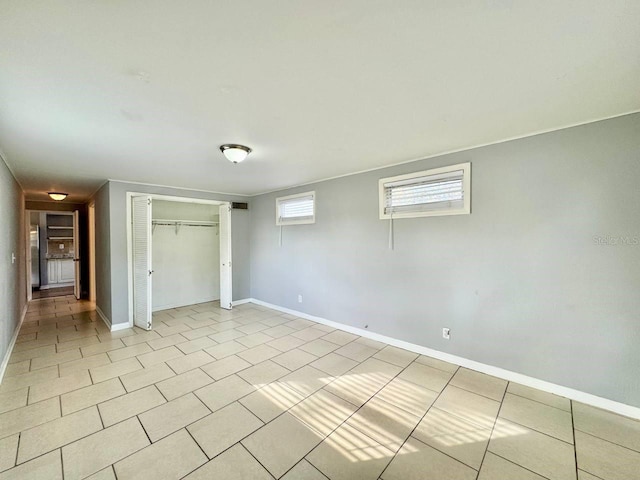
<box><xmin>1</xmin><ymin>1</ymin><xmax>639</xmax><ymax>200</ymax></box>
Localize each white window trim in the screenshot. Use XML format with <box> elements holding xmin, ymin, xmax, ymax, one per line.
<box><xmin>378</xmin><ymin>162</ymin><xmax>471</xmax><ymax>220</ymax></box>
<box><xmin>276</xmin><ymin>191</ymin><xmax>316</xmax><ymax>226</ymax></box>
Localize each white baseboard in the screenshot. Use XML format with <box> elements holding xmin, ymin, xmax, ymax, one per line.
<box><xmin>96</xmin><ymin>306</ymin><xmax>132</xmax><ymax>332</ymax></box>
<box><xmin>0</xmin><ymin>304</ymin><xmax>28</xmax><ymax>384</ymax></box>
<box><xmin>152</xmin><ymin>297</ymin><xmax>221</xmax><ymax>312</ymax></box>
<box><xmin>232</xmin><ymin>298</ymin><xmax>252</xmax><ymax>306</ymax></box>
<box><xmin>249</xmin><ymin>298</ymin><xmax>640</xmax><ymax>420</ymax></box>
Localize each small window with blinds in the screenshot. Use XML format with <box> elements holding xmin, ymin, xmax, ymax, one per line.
<box><xmin>379</xmin><ymin>163</ymin><xmax>471</xmax><ymax>219</ymax></box>
<box><xmin>276</xmin><ymin>191</ymin><xmax>316</xmax><ymax>225</ymax></box>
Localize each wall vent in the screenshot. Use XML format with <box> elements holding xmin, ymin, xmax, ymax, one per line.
<box><xmin>232</xmin><ymin>202</ymin><xmax>248</xmax><ymax>210</ymax></box>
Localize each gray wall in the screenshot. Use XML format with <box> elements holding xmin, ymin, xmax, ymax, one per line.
<box><xmin>0</xmin><ymin>154</ymin><xmax>26</xmax><ymax>368</ymax></box>
<box><xmin>93</xmin><ymin>183</ymin><xmax>112</xmax><ymax>321</ymax></box>
<box><xmin>103</xmin><ymin>181</ymin><xmax>251</xmax><ymax>326</ymax></box>
<box><xmin>249</xmin><ymin>113</ymin><xmax>640</xmax><ymax>407</ymax></box>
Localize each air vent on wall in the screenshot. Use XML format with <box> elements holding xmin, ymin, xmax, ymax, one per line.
<box><xmin>232</xmin><ymin>202</ymin><xmax>248</xmax><ymax>210</ymax></box>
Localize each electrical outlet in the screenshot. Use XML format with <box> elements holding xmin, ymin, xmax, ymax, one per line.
<box><xmin>442</xmin><ymin>328</ymin><xmax>451</xmax><ymax>340</ymax></box>
<box><xmin>59</xmin><ymin>244</ymin><xmax>65</xmax><ymax>250</ymax></box>
<box><xmin>298</xmin><ymin>295</ymin><xmax>303</xmax><ymax>303</ymax></box>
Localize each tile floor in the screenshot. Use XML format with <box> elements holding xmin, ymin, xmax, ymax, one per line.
<box><xmin>1</xmin><ymin>296</ymin><xmax>639</xmax><ymax>479</ymax></box>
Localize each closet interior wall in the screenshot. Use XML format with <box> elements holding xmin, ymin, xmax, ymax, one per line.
<box><xmin>151</xmin><ymin>200</ymin><xmax>220</xmax><ymax>311</ymax></box>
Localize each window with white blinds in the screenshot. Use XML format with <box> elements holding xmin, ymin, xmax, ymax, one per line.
<box><xmin>379</xmin><ymin>163</ymin><xmax>471</xmax><ymax>219</ymax></box>
<box><xmin>276</xmin><ymin>191</ymin><xmax>315</xmax><ymax>225</ymax></box>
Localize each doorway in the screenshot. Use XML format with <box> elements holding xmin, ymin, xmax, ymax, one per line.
<box><xmin>26</xmin><ymin>210</ymin><xmax>81</xmax><ymax>300</ymax></box>
<box><xmin>126</xmin><ymin>194</ymin><xmax>232</xmax><ymax>331</ymax></box>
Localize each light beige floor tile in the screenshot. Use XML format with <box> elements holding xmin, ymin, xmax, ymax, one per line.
<box><xmin>279</xmin><ymin>365</ymin><xmax>334</xmax><ymax>398</ymax></box>
<box><xmin>507</xmin><ymin>383</ymin><xmax>571</xmax><ymax>411</ymax></box>
<box><xmin>240</xmin><ymin>381</ymin><xmax>305</xmax><ymax>423</ymax></box>
<box><xmin>478</xmin><ymin>452</ymin><xmax>547</xmax><ymax>480</ymax></box>
<box><xmin>80</xmin><ymin>339</ymin><xmax>125</xmax><ymax>357</ymax></box>
<box><xmin>166</xmin><ymin>350</ymin><xmax>214</xmax><ymax>374</ymax></box>
<box><xmin>450</xmin><ymin>368</ymin><xmax>507</xmax><ymax>401</ymax></box>
<box><xmin>281</xmin><ymin>459</ymin><xmax>328</xmax><ymax>480</ymax></box>
<box><xmin>182</xmin><ymin>326</ymin><xmax>218</xmax><ymax>340</ymax></box>
<box><xmin>291</xmin><ymin>328</ymin><xmax>327</xmax><ymax>342</ymax></box>
<box><xmin>237</xmin><ymin>322</ymin><xmax>269</xmax><ymax>335</ymax></box>
<box><xmin>263</xmin><ymin>325</ymin><xmax>297</xmax><ymax>338</ymax></box>
<box><xmin>139</xmin><ymin>393</ymin><xmax>210</xmax><ymax>442</ymax></box>
<box><xmin>573</xmin><ymin>402</ymin><xmax>640</xmax><ymax>452</ymax></box>
<box><xmin>61</xmin><ymin>378</ymin><xmax>125</xmax><ymax>415</ymax></box>
<box><xmin>156</xmin><ymin>369</ymin><xmax>214</xmax><ymax>401</ymax></box>
<box><xmin>28</xmin><ymin>371</ymin><xmax>92</xmax><ymax>404</ymax></box>
<box><xmin>106</xmin><ymin>343</ymin><xmax>152</xmax><ymax>362</ymax></box>
<box><xmin>348</xmin><ymin>397</ymin><xmax>420</xmax><ymax>452</ymax></box>
<box><xmin>242</xmin><ymin>412</ymin><xmax>323</xmax><ymax>478</ymax></box>
<box><xmin>415</xmin><ymin>354</ymin><xmax>459</xmax><ymax>373</ymax></box>
<box><xmin>121</xmin><ymin>330</ymin><xmax>161</xmax><ymax>346</ymax></box>
<box><xmin>382</xmin><ymin>436</ymin><xmax>476</xmax><ymax>480</ymax></box>
<box><xmin>84</xmin><ymin>467</ymin><xmax>116</xmax><ymax>480</ymax></box>
<box><xmin>575</xmin><ymin>430</ymin><xmax>640</xmax><ymax>480</ymax></box>
<box><xmin>97</xmin><ymin>328</ymin><xmax>137</xmax><ymax>342</ymax></box>
<box><xmin>3</xmin><ymin>361</ymin><xmax>30</xmax><ymax>378</ymax></box>
<box><xmin>324</xmin><ymin>358</ymin><xmax>401</xmax><ymax>407</ymax></box>
<box><xmin>268</xmin><ymin>335</ymin><xmax>308</xmax><ymax>352</ymax></box>
<box><xmin>260</xmin><ymin>316</ymin><xmax>291</xmax><ymax>328</ymax></box>
<box><xmin>201</xmin><ymin>355</ymin><xmax>251</xmax><ymax>380</ymax></box>
<box><xmin>577</xmin><ymin>471</ymin><xmax>601</xmax><ymax>480</ymax></box>
<box><xmin>375</xmin><ymin>377</ymin><xmax>439</xmax><ymax>417</ymax></box>
<box><xmin>208</xmin><ymin>329</ymin><xmax>245</xmax><ymax>344</ymax></box>
<box><xmin>204</xmin><ymin>340</ymin><xmax>247</xmax><ymax>360</ymax></box>
<box><xmin>299</xmin><ymin>339</ymin><xmax>340</xmax><ymax>357</ymax></box>
<box><xmin>98</xmin><ymin>385</ymin><xmax>166</xmax><ymax>427</ymax></box>
<box><xmin>489</xmin><ymin>418</ymin><xmax>576</xmax><ymax>480</ymax></box>
<box><xmin>307</xmin><ymin>423</ymin><xmax>394</xmax><ymax>480</ymax></box>
<box><xmin>373</xmin><ymin>346</ymin><xmax>419</xmax><ymax>367</ymax></box>
<box><xmin>310</xmin><ymin>353</ymin><xmax>358</xmax><ymax>376</ymax></box>
<box><xmin>236</xmin><ymin>332</ymin><xmax>273</xmax><ymax>348</ymax></box>
<box><xmin>414</xmin><ymin>406</ymin><xmax>492</xmax><ymax>469</ymax></box>
<box><xmin>0</xmin><ymin>366</ymin><xmax>59</xmax><ymax>394</ymax></box>
<box><xmin>176</xmin><ymin>337</ymin><xmax>218</xmax><ymax>354</ymax></box>
<box><xmin>9</xmin><ymin>345</ymin><xmax>56</xmax><ymax>364</ymax></box>
<box><xmin>0</xmin><ymin>389</ymin><xmax>28</xmax><ymax>415</ymax></box>
<box><xmin>62</xmin><ymin>418</ymin><xmax>149</xmax><ymax>480</ymax></box>
<box><xmin>114</xmin><ymin>429</ymin><xmax>207</xmax><ymax>480</ymax></box>
<box><xmin>17</xmin><ymin>406</ymin><xmax>102</xmax><ymax>463</ymax></box>
<box><xmin>195</xmin><ymin>374</ymin><xmax>255</xmax><ymax>412</ymax></box>
<box><xmin>59</xmin><ymin>353</ymin><xmax>111</xmax><ymax>377</ymax></box>
<box><xmin>147</xmin><ymin>333</ymin><xmax>189</xmax><ymax>350</ymax></box>
<box><xmin>333</xmin><ymin>342</ymin><xmax>378</xmax><ymax>362</ymax></box>
<box><xmin>0</xmin><ymin>435</ymin><xmax>18</xmax><ymax>472</ymax></box>
<box><xmin>290</xmin><ymin>389</ymin><xmax>357</xmax><ymax>437</ymax></box>
<box><xmin>398</xmin><ymin>362</ymin><xmax>453</xmax><ymax>392</ymax></box>
<box><xmin>153</xmin><ymin>323</ymin><xmax>192</xmax><ymax>337</ymax></box>
<box><xmin>320</xmin><ymin>330</ymin><xmax>358</xmax><ymax>346</ymax></box>
<box><xmin>0</xmin><ymin>450</ymin><xmax>62</xmax><ymax>480</ymax></box>
<box><xmin>136</xmin><ymin>345</ymin><xmax>184</xmax><ymax>368</ymax></box>
<box><xmin>56</xmin><ymin>335</ymin><xmax>100</xmax><ymax>352</ymax></box>
<box><xmin>184</xmin><ymin>443</ymin><xmax>273</xmax><ymax>480</ymax></box>
<box><xmin>500</xmin><ymin>393</ymin><xmax>574</xmax><ymax>443</ymax></box>
<box><xmin>237</xmin><ymin>344</ymin><xmax>281</xmax><ymax>365</ymax></box>
<box><xmin>189</xmin><ymin>402</ymin><xmax>263</xmax><ymax>458</ymax></box>
<box><xmin>119</xmin><ymin>362</ymin><xmax>175</xmax><ymax>392</ymax></box>
<box><xmin>237</xmin><ymin>360</ymin><xmax>290</xmax><ymax>387</ymax></box>
<box><xmin>89</xmin><ymin>357</ymin><xmax>142</xmax><ymax>384</ymax></box>
<box><xmin>434</xmin><ymin>385</ymin><xmax>500</xmax><ymax>429</ymax></box>
<box><xmin>273</xmin><ymin>348</ymin><xmax>318</xmax><ymax>371</ymax></box>
<box><xmin>31</xmin><ymin>348</ymin><xmax>82</xmax><ymax>371</ymax></box>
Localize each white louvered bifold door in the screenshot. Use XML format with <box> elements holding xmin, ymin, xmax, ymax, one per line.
<box><xmin>132</xmin><ymin>195</ymin><xmax>152</xmax><ymax>330</ymax></box>
<box><xmin>73</xmin><ymin>210</ymin><xmax>81</xmax><ymax>299</ymax></box>
<box><xmin>219</xmin><ymin>203</ymin><xmax>233</xmax><ymax>310</ymax></box>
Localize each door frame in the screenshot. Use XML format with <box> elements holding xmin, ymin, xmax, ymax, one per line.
<box><xmin>125</xmin><ymin>192</ymin><xmax>232</xmax><ymax>329</ymax></box>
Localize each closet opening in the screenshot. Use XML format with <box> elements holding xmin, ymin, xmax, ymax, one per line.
<box><xmin>126</xmin><ymin>194</ymin><xmax>232</xmax><ymax>331</ymax></box>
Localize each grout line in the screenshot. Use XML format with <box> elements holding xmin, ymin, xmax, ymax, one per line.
<box><xmin>507</xmin><ymin>390</ymin><xmax>571</xmax><ymax>413</ymax></box>
<box><xmin>487</xmin><ymin>451</ymin><xmax>554</xmax><ymax>480</ymax></box>
<box><xmin>474</xmin><ymin>380</ymin><xmax>509</xmax><ymax>479</ymax></box>
<box><xmin>575</xmin><ymin>429</ymin><xmax>640</xmax><ymax>455</ymax></box>
<box><xmin>238</xmin><ymin>443</ymin><xmax>278</xmax><ymax>479</ymax></box>
<box><xmin>571</xmin><ymin>400</ymin><xmax>579</xmax><ymax>479</ymax></box>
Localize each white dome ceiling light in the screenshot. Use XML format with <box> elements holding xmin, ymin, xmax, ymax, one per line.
<box><xmin>48</xmin><ymin>192</ymin><xmax>68</xmax><ymax>201</ymax></box>
<box><xmin>220</xmin><ymin>144</ymin><xmax>252</xmax><ymax>164</ymax></box>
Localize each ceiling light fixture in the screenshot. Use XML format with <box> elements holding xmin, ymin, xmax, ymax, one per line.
<box><xmin>220</xmin><ymin>144</ymin><xmax>252</xmax><ymax>164</ymax></box>
<box><xmin>48</xmin><ymin>192</ymin><xmax>68</xmax><ymax>201</ymax></box>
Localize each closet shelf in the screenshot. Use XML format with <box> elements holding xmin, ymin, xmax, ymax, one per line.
<box><xmin>48</xmin><ymin>236</ymin><xmax>74</xmax><ymax>240</ymax></box>
<box><xmin>48</xmin><ymin>226</ymin><xmax>74</xmax><ymax>230</ymax></box>
<box><xmin>151</xmin><ymin>219</ymin><xmax>219</xmax><ymax>235</ymax></box>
